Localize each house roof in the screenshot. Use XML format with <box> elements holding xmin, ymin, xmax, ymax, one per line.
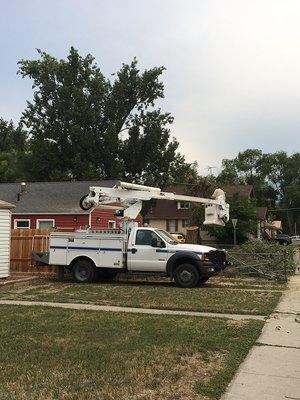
<box><xmin>0</xmin><ymin>199</ymin><xmax>15</xmax><ymax>209</ymax></box>
<box><xmin>223</xmin><ymin>185</ymin><xmax>254</xmax><ymax>198</ymax></box>
<box><xmin>0</xmin><ymin>181</ymin><xmax>118</xmax><ymax>214</ymax></box>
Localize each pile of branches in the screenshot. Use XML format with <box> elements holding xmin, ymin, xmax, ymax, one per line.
<box><xmin>227</xmin><ymin>239</ymin><xmax>297</xmax><ymax>281</ymax></box>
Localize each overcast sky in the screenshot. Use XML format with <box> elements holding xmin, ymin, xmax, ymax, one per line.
<box><xmin>1</xmin><ymin>0</ymin><xmax>299</xmax><ymax>174</ymax></box>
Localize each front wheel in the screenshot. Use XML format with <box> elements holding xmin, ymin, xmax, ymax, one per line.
<box><xmin>72</xmin><ymin>260</ymin><xmax>95</xmax><ymax>283</ymax></box>
<box><xmin>174</xmin><ymin>263</ymin><xmax>199</xmax><ymax>288</ymax></box>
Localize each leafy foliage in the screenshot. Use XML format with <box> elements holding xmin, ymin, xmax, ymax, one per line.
<box><xmin>17</xmin><ymin>48</ymin><xmax>193</xmax><ymax>184</ymax></box>
<box><xmin>0</xmin><ymin>118</ymin><xmax>27</xmax><ymax>182</ymax></box>
<box><xmin>218</xmin><ymin>149</ymin><xmax>300</xmax><ymax>234</ymax></box>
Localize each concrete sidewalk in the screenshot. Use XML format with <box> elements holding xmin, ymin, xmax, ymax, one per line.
<box><xmin>0</xmin><ymin>299</ymin><xmax>266</xmax><ymax>320</ymax></box>
<box><xmin>222</xmin><ymin>275</ymin><xmax>300</xmax><ymax>400</ymax></box>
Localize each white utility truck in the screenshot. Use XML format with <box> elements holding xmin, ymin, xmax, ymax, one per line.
<box><xmin>33</xmin><ymin>182</ymin><xmax>230</xmax><ymax>288</ymax></box>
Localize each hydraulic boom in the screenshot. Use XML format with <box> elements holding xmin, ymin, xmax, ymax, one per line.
<box><xmin>79</xmin><ymin>181</ymin><xmax>229</xmax><ymax>227</ymax></box>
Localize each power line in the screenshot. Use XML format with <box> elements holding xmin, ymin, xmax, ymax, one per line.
<box><xmin>268</xmin><ymin>207</ymin><xmax>300</xmax><ymax>212</ymax></box>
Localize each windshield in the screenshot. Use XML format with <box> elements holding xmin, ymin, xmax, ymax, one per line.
<box><xmin>156</xmin><ymin>229</ymin><xmax>178</xmax><ymax>244</ymax></box>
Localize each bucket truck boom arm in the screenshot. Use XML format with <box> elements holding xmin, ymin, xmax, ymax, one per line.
<box><xmin>79</xmin><ymin>181</ymin><xmax>230</xmax><ymax>227</ymax></box>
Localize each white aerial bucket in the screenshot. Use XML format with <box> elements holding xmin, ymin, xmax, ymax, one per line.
<box><xmin>203</xmin><ymin>202</ymin><xmax>230</xmax><ymax>227</ymax></box>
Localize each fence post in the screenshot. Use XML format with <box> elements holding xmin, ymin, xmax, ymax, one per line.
<box><xmin>283</xmin><ymin>249</ymin><xmax>288</xmax><ymax>283</ymax></box>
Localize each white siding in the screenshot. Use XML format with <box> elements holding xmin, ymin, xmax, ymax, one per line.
<box><xmin>0</xmin><ymin>209</ymin><xmax>11</xmax><ymax>278</ymax></box>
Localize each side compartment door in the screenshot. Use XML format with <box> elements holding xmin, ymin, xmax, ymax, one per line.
<box><xmin>49</xmin><ymin>235</ymin><xmax>68</xmax><ymax>265</ymax></box>
<box><xmin>66</xmin><ymin>236</ymin><xmax>100</xmax><ymax>267</ymax></box>
<box><xmin>127</xmin><ymin>229</ymin><xmax>167</xmax><ymax>272</ymax></box>
<box><xmin>99</xmin><ymin>238</ymin><xmax>124</xmax><ymax>269</ymax></box>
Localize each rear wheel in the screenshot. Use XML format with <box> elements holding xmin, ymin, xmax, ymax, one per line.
<box><xmin>174</xmin><ymin>263</ymin><xmax>199</xmax><ymax>288</ymax></box>
<box><xmin>72</xmin><ymin>260</ymin><xmax>95</xmax><ymax>283</ymax></box>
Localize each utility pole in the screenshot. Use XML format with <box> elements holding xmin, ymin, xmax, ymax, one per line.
<box><xmin>232</xmin><ymin>218</ymin><xmax>238</xmax><ymax>246</ymax></box>
<box><xmin>207</xmin><ymin>166</ymin><xmax>216</xmax><ymax>176</ymax></box>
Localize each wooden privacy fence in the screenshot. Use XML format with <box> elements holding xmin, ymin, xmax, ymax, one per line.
<box><xmin>10</xmin><ymin>228</ymin><xmax>55</xmax><ymax>273</ymax></box>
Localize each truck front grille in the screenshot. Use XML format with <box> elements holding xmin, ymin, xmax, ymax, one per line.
<box><xmin>208</xmin><ymin>250</ymin><xmax>226</xmax><ymax>267</ymax></box>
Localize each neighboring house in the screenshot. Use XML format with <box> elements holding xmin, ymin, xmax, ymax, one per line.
<box><xmin>0</xmin><ymin>199</ymin><xmax>15</xmax><ymax>278</ymax></box>
<box><xmin>0</xmin><ymin>181</ymin><xmax>142</xmax><ymax>231</ymax></box>
<box><xmin>256</xmin><ymin>206</ymin><xmax>268</xmax><ymax>239</ymax></box>
<box><xmin>146</xmin><ymin>185</ymin><xmax>191</xmax><ymax>235</ymax></box>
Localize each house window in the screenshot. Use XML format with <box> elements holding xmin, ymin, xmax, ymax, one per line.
<box><xmin>166</xmin><ymin>219</ymin><xmax>178</xmax><ymax>232</ymax></box>
<box><xmin>182</xmin><ymin>219</ymin><xmax>190</xmax><ymax>228</ymax></box>
<box><xmin>37</xmin><ymin>219</ymin><xmax>55</xmax><ymax>229</ymax></box>
<box><xmin>177</xmin><ymin>201</ymin><xmax>190</xmax><ymax>210</ymax></box>
<box><xmin>108</xmin><ymin>220</ymin><xmax>116</xmax><ymax>229</ymax></box>
<box><xmin>14</xmin><ymin>219</ymin><xmax>30</xmax><ymax>229</ymax></box>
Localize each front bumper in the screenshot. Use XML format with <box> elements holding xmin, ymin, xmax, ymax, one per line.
<box><xmin>199</xmin><ymin>250</ymin><xmax>228</xmax><ymax>277</ymax></box>
<box><xmin>199</xmin><ymin>261</ymin><xmax>223</xmax><ymax>277</ymax></box>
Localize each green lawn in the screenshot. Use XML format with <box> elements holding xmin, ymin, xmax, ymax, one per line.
<box><xmin>0</xmin><ymin>276</ymin><xmax>284</xmax><ymax>315</ymax></box>
<box><xmin>0</xmin><ymin>305</ymin><xmax>263</xmax><ymax>400</ymax></box>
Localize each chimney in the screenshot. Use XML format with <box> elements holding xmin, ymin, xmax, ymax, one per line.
<box><xmin>21</xmin><ymin>182</ymin><xmax>27</xmax><ymax>194</ymax></box>
<box><xmin>17</xmin><ymin>182</ymin><xmax>27</xmax><ymax>201</ymax></box>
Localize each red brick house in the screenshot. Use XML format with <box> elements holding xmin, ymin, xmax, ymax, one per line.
<box><xmin>0</xmin><ymin>180</ymin><xmax>142</xmax><ymax>230</ymax></box>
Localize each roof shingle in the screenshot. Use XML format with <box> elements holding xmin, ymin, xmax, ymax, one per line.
<box><xmin>0</xmin><ymin>181</ymin><xmax>118</xmax><ymax>214</ymax></box>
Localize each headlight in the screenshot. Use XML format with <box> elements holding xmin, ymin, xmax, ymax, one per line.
<box><xmin>199</xmin><ymin>253</ymin><xmax>210</xmax><ymax>261</ymax></box>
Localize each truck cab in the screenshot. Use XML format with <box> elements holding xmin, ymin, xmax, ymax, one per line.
<box><xmin>127</xmin><ymin>227</ymin><xmax>226</xmax><ymax>287</ymax></box>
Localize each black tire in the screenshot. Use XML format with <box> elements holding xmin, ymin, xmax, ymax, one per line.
<box><xmin>72</xmin><ymin>260</ymin><xmax>95</xmax><ymax>283</ymax></box>
<box><xmin>198</xmin><ymin>277</ymin><xmax>209</xmax><ymax>285</ymax></box>
<box><xmin>174</xmin><ymin>263</ymin><xmax>199</xmax><ymax>288</ymax></box>
<box><xmin>79</xmin><ymin>194</ymin><xmax>93</xmax><ymax>211</ymax></box>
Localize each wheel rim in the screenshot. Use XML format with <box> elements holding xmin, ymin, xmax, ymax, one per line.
<box><xmin>179</xmin><ymin>269</ymin><xmax>193</xmax><ymax>283</ymax></box>
<box><xmin>75</xmin><ymin>265</ymin><xmax>90</xmax><ymax>281</ymax></box>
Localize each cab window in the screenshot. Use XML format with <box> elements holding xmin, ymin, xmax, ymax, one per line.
<box><xmin>135</xmin><ymin>230</ymin><xmax>161</xmax><ymax>246</ymax></box>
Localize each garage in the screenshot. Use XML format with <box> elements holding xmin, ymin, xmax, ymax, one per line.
<box><xmin>0</xmin><ymin>199</ymin><xmax>15</xmax><ymax>278</ymax></box>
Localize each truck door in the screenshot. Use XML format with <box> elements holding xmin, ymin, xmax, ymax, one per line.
<box><xmin>127</xmin><ymin>229</ymin><xmax>167</xmax><ymax>272</ymax></box>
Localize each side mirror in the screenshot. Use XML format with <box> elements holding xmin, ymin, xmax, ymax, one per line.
<box><xmin>158</xmin><ymin>239</ymin><xmax>165</xmax><ymax>248</ymax></box>
<box><xmin>151</xmin><ymin>237</ymin><xmax>158</xmax><ymax>247</ymax></box>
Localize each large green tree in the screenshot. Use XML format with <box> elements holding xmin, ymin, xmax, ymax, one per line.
<box><xmin>217</xmin><ymin>149</ymin><xmax>277</xmax><ymax>206</ymax></box>
<box><xmin>0</xmin><ymin>118</ymin><xmax>27</xmax><ymax>182</ymax></box>
<box><xmin>259</xmin><ymin>151</ymin><xmax>300</xmax><ymax>232</ymax></box>
<box><xmin>18</xmin><ymin>47</ymin><xmax>193</xmax><ymax>184</ymax></box>
<box><xmin>217</xmin><ymin>149</ymin><xmax>300</xmax><ymax>233</ymax></box>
